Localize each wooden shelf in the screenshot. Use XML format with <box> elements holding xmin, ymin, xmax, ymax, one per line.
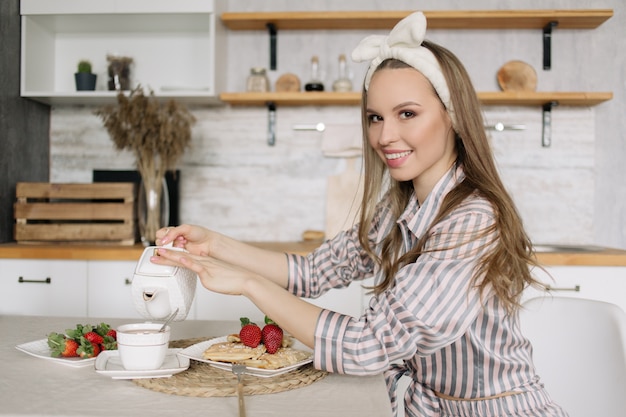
<box><xmin>221</xmin><ymin>10</ymin><xmax>613</xmax><ymax>31</ymax></box>
<box><xmin>221</xmin><ymin>9</ymin><xmax>613</xmax><ymax>110</ymax></box>
<box><xmin>219</xmin><ymin>91</ymin><xmax>613</xmax><ymax>107</ymax></box>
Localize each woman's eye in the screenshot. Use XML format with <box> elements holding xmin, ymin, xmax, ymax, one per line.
<box><xmin>399</xmin><ymin>111</ymin><xmax>415</xmax><ymax>119</ymax></box>
<box><xmin>368</xmin><ymin>114</ymin><xmax>382</xmax><ymax>123</ymax></box>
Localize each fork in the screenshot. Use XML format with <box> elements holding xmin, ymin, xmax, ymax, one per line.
<box><xmin>232</xmin><ymin>364</ymin><xmax>247</xmax><ymax>417</ymax></box>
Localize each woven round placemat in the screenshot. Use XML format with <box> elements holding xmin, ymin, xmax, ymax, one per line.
<box><xmin>132</xmin><ymin>337</ymin><xmax>327</xmax><ymax>397</ymax></box>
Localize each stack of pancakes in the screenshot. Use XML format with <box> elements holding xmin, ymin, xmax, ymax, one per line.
<box><xmin>202</xmin><ymin>334</ymin><xmax>312</xmax><ymax>370</ymax></box>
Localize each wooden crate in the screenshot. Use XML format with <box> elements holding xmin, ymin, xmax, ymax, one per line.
<box><xmin>14</xmin><ymin>182</ymin><xmax>136</xmax><ymax>245</ymax></box>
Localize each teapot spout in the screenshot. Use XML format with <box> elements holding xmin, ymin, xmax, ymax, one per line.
<box><xmin>142</xmin><ymin>289</ymin><xmax>172</xmax><ymax>319</ymax></box>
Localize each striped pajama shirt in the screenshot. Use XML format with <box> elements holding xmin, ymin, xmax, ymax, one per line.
<box><xmin>286</xmin><ymin>166</ymin><xmax>568</xmax><ymax>417</ymax></box>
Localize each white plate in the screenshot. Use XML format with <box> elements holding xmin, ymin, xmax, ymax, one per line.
<box><xmin>95</xmin><ymin>349</ymin><xmax>189</xmax><ymax>379</ymax></box>
<box><xmin>178</xmin><ymin>336</ymin><xmax>313</xmax><ymax>378</ymax></box>
<box><xmin>15</xmin><ymin>339</ymin><xmax>96</xmax><ymax>368</ymax></box>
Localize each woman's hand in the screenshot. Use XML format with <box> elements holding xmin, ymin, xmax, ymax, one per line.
<box><xmin>151</xmin><ymin>248</ymin><xmax>254</xmax><ymax>296</ymax></box>
<box><xmin>155</xmin><ymin>224</ymin><xmax>291</xmax><ymax>289</ymax></box>
<box><xmin>155</xmin><ymin>224</ymin><xmax>219</xmax><ymax>257</ymax></box>
<box><xmin>150</xmin><ymin>243</ymin><xmax>320</xmax><ymax>349</ymax></box>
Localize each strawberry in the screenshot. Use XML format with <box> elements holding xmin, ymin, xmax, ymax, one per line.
<box><xmin>106</xmin><ymin>329</ymin><xmax>117</xmax><ymax>340</ymax></box>
<box><xmin>100</xmin><ymin>335</ymin><xmax>117</xmax><ymax>351</ymax></box>
<box><xmin>65</xmin><ymin>324</ymin><xmax>90</xmax><ymax>341</ymax></box>
<box><xmin>47</xmin><ymin>332</ymin><xmax>79</xmax><ymax>358</ymax></box>
<box><xmin>262</xmin><ymin>317</ymin><xmax>283</xmax><ymax>354</ymax></box>
<box><xmin>84</xmin><ymin>331</ymin><xmax>104</xmax><ymax>345</ymax></box>
<box><xmin>77</xmin><ymin>338</ymin><xmax>101</xmax><ymax>358</ymax></box>
<box><xmin>239</xmin><ymin>317</ymin><xmax>262</xmax><ymax>348</ymax></box>
<box><xmin>95</xmin><ymin>323</ymin><xmax>114</xmax><ymax>338</ymax></box>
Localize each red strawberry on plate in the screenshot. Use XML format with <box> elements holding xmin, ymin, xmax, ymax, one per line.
<box><xmin>47</xmin><ymin>332</ymin><xmax>79</xmax><ymax>358</ymax></box>
<box><xmin>262</xmin><ymin>317</ymin><xmax>283</xmax><ymax>354</ymax></box>
<box><xmin>239</xmin><ymin>317</ymin><xmax>262</xmax><ymax>348</ymax></box>
<box><xmin>77</xmin><ymin>338</ymin><xmax>101</xmax><ymax>358</ymax></box>
<box><xmin>84</xmin><ymin>331</ymin><xmax>104</xmax><ymax>345</ymax></box>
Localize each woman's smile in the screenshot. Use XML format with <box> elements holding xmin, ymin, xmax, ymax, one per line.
<box><xmin>384</xmin><ymin>149</ymin><xmax>413</xmax><ymax>168</ymax></box>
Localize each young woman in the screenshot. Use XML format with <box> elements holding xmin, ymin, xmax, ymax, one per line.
<box><xmin>152</xmin><ymin>12</ymin><xmax>568</xmax><ymax>417</ymax></box>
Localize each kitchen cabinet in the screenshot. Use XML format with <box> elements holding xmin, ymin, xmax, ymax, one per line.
<box><xmin>193</xmin><ymin>275</ymin><xmax>374</xmax><ymax>321</ymax></box>
<box><xmin>219</xmin><ymin>10</ymin><xmax>613</xmax><ymax>108</ymax></box>
<box><xmin>524</xmin><ymin>265</ymin><xmax>626</xmax><ymax>313</ymax></box>
<box><xmin>87</xmin><ymin>261</ymin><xmax>143</xmax><ymax>319</ymax></box>
<box><xmin>0</xmin><ymin>259</ymin><xmax>88</xmax><ymax>317</ymax></box>
<box><xmin>20</xmin><ymin>0</ymin><xmax>226</xmax><ymax>106</ymax></box>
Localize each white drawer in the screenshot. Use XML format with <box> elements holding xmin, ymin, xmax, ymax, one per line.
<box><xmin>0</xmin><ymin>259</ymin><xmax>88</xmax><ymax>317</ymax></box>
<box><xmin>526</xmin><ymin>266</ymin><xmax>626</xmax><ymax>313</ymax></box>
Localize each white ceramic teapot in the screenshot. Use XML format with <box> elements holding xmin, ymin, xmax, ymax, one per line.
<box><xmin>131</xmin><ymin>244</ymin><xmax>197</xmax><ymax>321</ymax></box>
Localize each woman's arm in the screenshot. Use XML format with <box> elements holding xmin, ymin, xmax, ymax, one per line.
<box><xmin>152</xmin><ymin>242</ymin><xmax>321</xmax><ymax>348</ymax></box>
<box><xmin>157</xmin><ymin>224</ymin><xmax>290</xmax><ymax>288</ymax></box>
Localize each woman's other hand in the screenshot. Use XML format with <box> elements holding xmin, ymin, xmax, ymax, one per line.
<box><xmin>155</xmin><ymin>224</ymin><xmax>218</xmax><ymax>257</ymax></box>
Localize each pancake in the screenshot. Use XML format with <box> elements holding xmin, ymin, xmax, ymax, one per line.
<box><xmin>202</xmin><ymin>341</ymin><xmax>266</xmax><ymax>362</ymax></box>
<box><xmin>240</xmin><ymin>347</ymin><xmax>312</xmax><ymax>370</ymax></box>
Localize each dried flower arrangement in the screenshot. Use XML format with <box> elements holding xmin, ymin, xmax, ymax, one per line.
<box><xmin>95</xmin><ymin>86</ymin><xmax>196</xmax><ymax>244</ymax></box>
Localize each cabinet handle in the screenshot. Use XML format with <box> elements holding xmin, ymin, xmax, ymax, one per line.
<box><xmin>124</xmin><ymin>278</ymin><xmax>132</xmax><ymax>285</ymax></box>
<box><xmin>545</xmin><ymin>284</ymin><xmax>580</xmax><ymax>292</ymax></box>
<box><xmin>18</xmin><ymin>276</ymin><xmax>51</xmax><ymax>284</ymax></box>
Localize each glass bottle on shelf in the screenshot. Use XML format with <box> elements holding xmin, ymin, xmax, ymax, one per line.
<box><xmin>304</xmin><ymin>56</ymin><xmax>324</xmax><ymax>91</ymax></box>
<box><xmin>332</xmin><ymin>54</ymin><xmax>352</xmax><ymax>92</ymax></box>
<box><xmin>246</xmin><ymin>67</ymin><xmax>270</xmax><ymax>92</ymax></box>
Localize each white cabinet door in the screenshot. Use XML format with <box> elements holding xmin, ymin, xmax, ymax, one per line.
<box><xmin>87</xmin><ymin>261</ymin><xmax>143</xmax><ymax>319</ymax></box>
<box><xmin>193</xmin><ymin>278</ymin><xmax>374</xmax><ymax>322</ymax></box>
<box><xmin>0</xmin><ymin>259</ymin><xmax>87</xmax><ymax>317</ymax></box>
<box><xmin>193</xmin><ymin>289</ymin><xmax>263</xmax><ymax>322</ymax></box>
<box><xmin>525</xmin><ymin>266</ymin><xmax>626</xmax><ymax>313</ymax></box>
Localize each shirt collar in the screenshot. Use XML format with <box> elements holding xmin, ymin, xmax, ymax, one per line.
<box><xmin>398</xmin><ymin>164</ymin><xmax>465</xmax><ymax>239</ymax></box>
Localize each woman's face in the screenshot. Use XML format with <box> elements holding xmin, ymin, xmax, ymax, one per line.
<box><xmin>366</xmin><ymin>67</ymin><xmax>456</xmax><ymax>203</ymax></box>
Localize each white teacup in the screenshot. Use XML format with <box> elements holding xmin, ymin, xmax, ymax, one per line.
<box><xmin>116</xmin><ymin>323</ymin><xmax>170</xmax><ymax>371</ymax></box>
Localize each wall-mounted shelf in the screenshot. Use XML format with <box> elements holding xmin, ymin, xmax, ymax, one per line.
<box><xmin>222</xmin><ymin>9</ymin><xmax>613</xmax><ymax>70</ymax></box>
<box><xmin>221</xmin><ymin>10</ymin><xmax>613</xmax><ymax>31</ymax></box>
<box><xmin>220</xmin><ymin>91</ymin><xmax>613</xmax><ymax>107</ymax></box>
<box><xmin>221</xmin><ymin>9</ymin><xmax>613</xmax><ymax>147</ymax></box>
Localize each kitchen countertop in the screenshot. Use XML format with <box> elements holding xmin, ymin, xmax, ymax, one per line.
<box><xmin>1</xmin><ymin>242</ymin><xmax>626</xmax><ymax>266</ymax></box>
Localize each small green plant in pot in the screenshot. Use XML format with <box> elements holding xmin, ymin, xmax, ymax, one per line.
<box><xmin>75</xmin><ymin>59</ymin><xmax>97</xmax><ymax>91</ymax></box>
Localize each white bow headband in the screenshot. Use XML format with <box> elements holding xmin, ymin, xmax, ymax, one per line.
<box><xmin>351</xmin><ymin>12</ymin><xmax>455</xmax><ymax>127</ymax></box>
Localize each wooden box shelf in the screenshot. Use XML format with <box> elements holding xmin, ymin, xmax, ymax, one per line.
<box><xmin>14</xmin><ymin>182</ymin><xmax>136</xmax><ymax>245</ymax></box>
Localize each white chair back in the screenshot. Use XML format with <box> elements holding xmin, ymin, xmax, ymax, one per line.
<box><xmin>520</xmin><ymin>296</ymin><xmax>626</xmax><ymax>417</ymax></box>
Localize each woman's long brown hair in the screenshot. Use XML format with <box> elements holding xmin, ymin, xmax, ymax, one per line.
<box><xmin>357</xmin><ymin>41</ymin><xmax>542</xmax><ymax>313</ymax></box>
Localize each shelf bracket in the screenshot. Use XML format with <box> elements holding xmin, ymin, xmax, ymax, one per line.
<box><xmin>541</xmin><ymin>101</ymin><xmax>558</xmax><ymax>147</ymax></box>
<box><xmin>267</xmin><ymin>23</ymin><xmax>277</xmax><ymax>70</ymax></box>
<box><xmin>267</xmin><ymin>101</ymin><xmax>277</xmax><ymax>146</ymax></box>
<box><xmin>542</xmin><ymin>21</ymin><xmax>558</xmax><ymax>70</ymax></box>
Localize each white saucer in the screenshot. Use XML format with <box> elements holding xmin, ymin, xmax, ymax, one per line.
<box><xmin>95</xmin><ymin>348</ymin><xmax>189</xmax><ymax>379</ymax></box>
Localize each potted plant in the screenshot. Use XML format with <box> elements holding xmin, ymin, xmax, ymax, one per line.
<box><xmin>75</xmin><ymin>60</ymin><xmax>97</xmax><ymax>91</ymax></box>
<box><xmin>95</xmin><ymin>87</ymin><xmax>195</xmax><ymax>245</ymax></box>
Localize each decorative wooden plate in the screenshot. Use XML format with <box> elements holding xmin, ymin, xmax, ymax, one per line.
<box><xmin>497</xmin><ymin>60</ymin><xmax>537</xmax><ymax>92</ymax></box>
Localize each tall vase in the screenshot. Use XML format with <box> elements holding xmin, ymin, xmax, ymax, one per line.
<box><xmin>137</xmin><ymin>177</ymin><xmax>170</xmax><ymax>247</ymax></box>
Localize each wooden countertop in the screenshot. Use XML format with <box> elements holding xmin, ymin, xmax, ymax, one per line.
<box><xmin>1</xmin><ymin>242</ymin><xmax>626</xmax><ymax>266</ymax></box>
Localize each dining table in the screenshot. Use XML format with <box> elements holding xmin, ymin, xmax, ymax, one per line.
<box><xmin>0</xmin><ymin>315</ymin><xmax>393</xmax><ymax>417</ymax></box>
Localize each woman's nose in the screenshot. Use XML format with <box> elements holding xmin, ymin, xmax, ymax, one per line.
<box><xmin>377</xmin><ymin>121</ymin><xmax>397</xmax><ymax>146</ymax></box>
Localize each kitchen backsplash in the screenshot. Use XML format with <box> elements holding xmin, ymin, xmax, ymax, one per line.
<box><xmin>49</xmin><ymin>104</ymin><xmax>594</xmax><ymax>244</ymax></box>
<box><xmin>47</xmin><ymin>0</ymin><xmax>613</xmax><ymax>246</ymax></box>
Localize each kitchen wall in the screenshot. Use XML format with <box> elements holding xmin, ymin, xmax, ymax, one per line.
<box><xmin>0</xmin><ymin>0</ymin><xmax>50</xmax><ymax>243</ymax></box>
<box><xmin>48</xmin><ymin>0</ymin><xmax>626</xmax><ymax>248</ymax></box>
